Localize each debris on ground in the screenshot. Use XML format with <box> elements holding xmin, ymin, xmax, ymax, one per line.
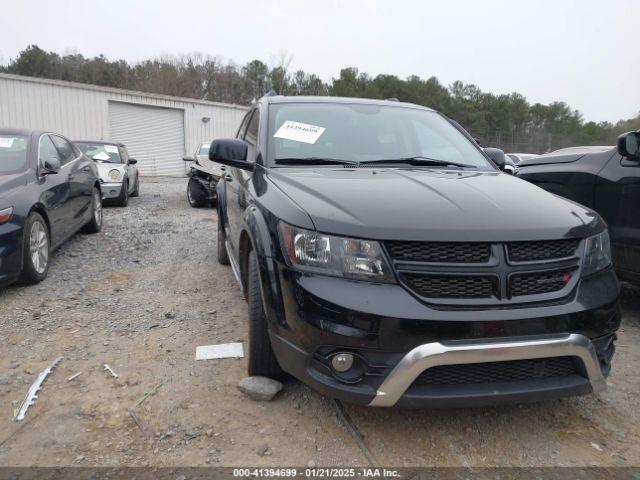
<box><xmin>237</xmin><ymin>376</ymin><xmax>283</xmax><ymax>401</ymax></box>
<box><xmin>13</xmin><ymin>356</ymin><xmax>63</xmax><ymax>421</ymax></box>
<box><xmin>257</xmin><ymin>444</ymin><xmax>272</xmax><ymax>456</ymax></box>
<box><xmin>196</xmin><ymin>342</ymin><xmax>244</xmax><ymax>360</ymax></box>
<box><xmin>67</xmin><ymin>372</ymin><xmax>82</xmax><ymax>382</ymax></box>
<box><xmin>103</xmin><ymin>364</ymin><xmax>119</xmax><ymax>379</ymax></box>
<box><xmin>135</xmin><ymin>381</ymin><xmax>164</xmax><ymax>407</ymax></box>
<box><xmin>128</xmin><ymin>409</ymin><xmax>149</xmax><ymax>439</ymax></box>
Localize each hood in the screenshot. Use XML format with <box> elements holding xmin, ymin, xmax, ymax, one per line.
<box><xmin>266</xmin><ymin>167</ymin><xmax>603</xmax><ymax>242</ymax></box>
<box><xmin>0</xmin><ymin>172</ymin><xmax>27</xmax><ymax>204</ymax></box>
<box><xmin>519</xmin><ymin>147</ymin><xmax>615</xmax><ymax>167</ymax></box>
<box><xmin>95</xmin><ymin>163</ymin><xmax>125</xmax><ymax>182</ymax></box>
<box><xmin>195</xmin><ymin>155</ymin><xmax>224</xmax><ymax>177</ymax></box>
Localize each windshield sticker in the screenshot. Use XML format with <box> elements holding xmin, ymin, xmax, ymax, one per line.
<box><xmin>93</xmin><ymin>152</ymin><xmax>110</xmax><ymax>161</ymax></box>
<box><xmin>104</xmin><ymin>145</ymin><xmax>119</xmax><ymax>153</ymax></box>
<box><xmin>274</xmin><ymin>121</ymin><xmax>325</xmax><ymax>144</ymax></box>
<box><xmin>0</xmin><ymin>138</ymin><xmax>15</xmax><ymax>148</ymax></box>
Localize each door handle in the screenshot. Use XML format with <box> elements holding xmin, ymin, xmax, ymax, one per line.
<box><xmin>224</xmin><ymin>174</ymin><xmax>233</xmax><ymax>182</ymax></box>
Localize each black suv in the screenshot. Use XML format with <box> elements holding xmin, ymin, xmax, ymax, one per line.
<box><xmin>212</xmin><ymin>96</ymin><xmax>620</xmax><ymax>408</ymax></box>
<box><xmin>518</xmin><ymin>131</ymin><xmax>640</xmax><ymax>284</ymax></box>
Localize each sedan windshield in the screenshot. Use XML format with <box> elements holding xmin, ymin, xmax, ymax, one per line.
<box><xmin>268</xmin><ymin>103</ymin><xmax>494</xmax><ymax>170</ymax></box>
<box><xmin>76</xmin><ymin>142</ymin><xmax>121</xmax><ymax>163</ymax></box>
<box><xmin>0</xmin><ymin>135</ymin><xmax>29</xmax><ymax>174</ymax></box>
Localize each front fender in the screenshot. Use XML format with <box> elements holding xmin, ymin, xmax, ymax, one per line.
<box><xmin>243</xmin><ymin>204</ymin><xmax>287</xmax><ymax>329</ymax></box>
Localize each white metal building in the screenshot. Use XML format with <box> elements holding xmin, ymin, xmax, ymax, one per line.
<box><xmin>0</xmin><ymin>73</ymin><xmax>248</xmax><ymax>176</ymax></box>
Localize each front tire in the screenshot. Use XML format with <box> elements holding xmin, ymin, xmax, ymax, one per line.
<box><xmin>247</xmin><ymin>250</ymin><xmax>284</xmax><ymax>379</ymax></box>
<box><xmin>217</xmin><ymin>213</ymin><xmax>230</xmax><ymax>265</ymax></box>
<box><xmin>116</xmin><ymin>179</ymin><xmax>129</xmax><ymax>207</ymax></box>
<box><xmin>19</xmin><ymin>212</ymin><xmax>50</xmax><ymax>285</ymax></box>
<box><xmin>187</xmin><ymin>177</ymin><xmax>207</xmax><ymax>208</ymax></box>
<box><xmin>131</xmin><ymin>174</ymin><xmax>140</xmax><ymax>197</ymax></box>
<box><xmin>82</xmin><ymin>186</ymin><xmax>103</xmax><ymax>234</ymax></box>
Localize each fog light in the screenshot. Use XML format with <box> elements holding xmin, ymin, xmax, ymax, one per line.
<box><xmin>331</xmin><ymin>353</ymin><xmax>354</xmax><ymax>373</ymax></box>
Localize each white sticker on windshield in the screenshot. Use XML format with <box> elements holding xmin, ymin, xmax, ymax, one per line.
<box><xmin>274</xmin><ymin>121</ymin><xmax>325</xmax><ymax>144</ymax></box>
<box><xmin>104</xmin><ymin>145</ymin><xmax>119</xmax><ymax>153</ymax></box>
<box><xmin>93</xmin><ymin>152</ymin><xmax>110</xmax><ymax>161</ymax></box>
<box><xmin>0</xmin><ymin>137</ymin><xmax>15</xmax><ymax>148</ymax></box>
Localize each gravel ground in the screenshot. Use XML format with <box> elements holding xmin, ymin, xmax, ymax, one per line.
<box><xmin>1</xmin><ymin>176</ymin><xmax>639</xmax><ymax>467</ymax></box>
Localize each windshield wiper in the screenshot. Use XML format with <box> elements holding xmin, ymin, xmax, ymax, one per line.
<box><xmin>360</xmin><ymin>156</ymin><xmax>476</xmax><ymax>169</ymax></box>
<box><xmin>275</xmin><ymin>157</ymin><xmax>360</xmax><ymax>166</ymax></box>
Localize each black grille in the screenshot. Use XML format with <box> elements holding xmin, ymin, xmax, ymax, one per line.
<box><xmin>403</xmin><ymin>274</ymin><xmax>497</xmax><ymax>298</ymax></box>
<box><xmin>507</xmin><ymin>239</ymin><xmax>579</xmax><ymax>262</ymax></box>
<box><xmin>510</xmin><ymin>269</ymin><xmax>573</xmax><ymax>296</ymax></box>
<box><xmin>413</xmin><ymin>357</ymin><xmax>579</xmax><ymax>386</ymax></box>
<box><xmin>386</xmin><ymin>241</ymin><xmax>491</xmax><ymax>263</ymax></box>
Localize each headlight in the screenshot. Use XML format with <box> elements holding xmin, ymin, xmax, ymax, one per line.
<box><xmin>279</xmin><ymin>222</ymin><xmax>395</xmax><ymax>283</ymax></box>
<box><xmin>0</xmin><ymin>207</ymin><xmax>13</xmax><ymax>224</ymax></box>
<box><xmin>582</xmin><ymin>230</ymin><xmax>612</xmax><ymax>276</ymax></box>
<box><xmin>108</xmin><ymin>169</ymin><xmax>121</xmax><ymax>181</ymax></box>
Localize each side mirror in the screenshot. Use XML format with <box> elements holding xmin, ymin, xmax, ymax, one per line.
<box><xmin>484</xmin><ymin>148</ymin><xmax>506</xmax><ymax>170</ymax></box>
<box><xmin>128</xmin><ymin>158</ymin><xmax>137</xmax><ymax>165</ymax></box>
<box><xmin>617</xmin><ymin>131</ymin><xmax>640</xmax><ymax>160</ymax></box>
<box><xmin>43</xmin><ymin>157</ymin><xmax>61</xmax><ymax>174</ymax></box>
<box><xmin>209</xmin><ymin>139</ymin><xmax>253</xmax><ymax>171</ymax></box>
<box><xmin>183</xmin><ymin>156</ymin><xmax>195</xmax><ymax>162</ymax></box>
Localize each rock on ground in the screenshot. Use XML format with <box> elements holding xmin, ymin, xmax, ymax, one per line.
<box><xmin>237</xmin><ymin>376</ymin><xmax>283</xmax><ymax>401</ymax></box>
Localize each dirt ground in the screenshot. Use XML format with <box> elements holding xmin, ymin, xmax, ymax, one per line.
<box><xmin>1</xmin><ymin>177</ymin><xmax>640</xmax><ymax>468</ymax></box>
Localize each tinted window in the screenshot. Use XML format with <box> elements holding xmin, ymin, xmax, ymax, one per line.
<box><xmin>236</xmin><ymin>111</ymin><xmax>253</xmax><ymax>139</ymax></box>
<box><xmin>0</xmin><ymin>134</ymin><xmax>29</xmax><ymax>173</ymax></box>
<box><xmin>119</xmin><ymin>147</ymin><xmax>129</xmax><ymax>163</ymax></box>
<box><xmin>267</xmin><ymin>103</ymin><xmax>493</xmax><ymax>169</ymax></box>
<box><xmin>76</xmin><ymin>142</ymin><xmax>122</xmax><ymax>164</ymax></box>
<box><xmin>50</xmin><ymin>135</ymin><xmax>76</xmax><ymax>165</ymax></box>
<box><xmin>39</xmin><ymin>135</ymin><xmax>62</xmax><ymax>167</ymax></box>
<box><xmin>245</xmin><ymin>110</ymin><xmax>259</xmax><ymax>146</ymax></box>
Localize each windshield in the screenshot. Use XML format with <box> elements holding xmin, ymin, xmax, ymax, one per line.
<box><xmin>198</xmin><ymin>144</ymin><xmax>210</xmax><ymax>155</ymax></box>
<box><xmin>267</xmin><ymin>103</ymin><xmax>494</xmax><ymax>169</ymax></box>
<box><xmin>0</xmin><ymin>135</ymin><xmax>29</xmax><ymax>174</ymax></box>
<box><xmin>76</xmin><ymin>142</ymin><xmax>122</xmax><ymax>163</ymax></box>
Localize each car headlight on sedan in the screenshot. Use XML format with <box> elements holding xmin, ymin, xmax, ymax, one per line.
<box><xmin>108</xmin><ymin>169</ymin><xmax>122</xmax><ymax>181</ymax></box>
<box><xmin>0</xmin><ymin>207</ymin><xmax>13</xmax><ymax>224</ymax></box>
<box><xmin>583</xmin><ymin>230</ymin><xmax>612</xmax><ymax>276</ymax></box>
<box><xmin>279</xmin><ymin>222</ymin><xmax>395</xmax><ymax>283</ymax></box>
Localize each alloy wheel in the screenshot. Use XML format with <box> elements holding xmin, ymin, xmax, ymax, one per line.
<box><xmin>29</xmin><ymin>220</ymin><xmax>48</xmax><ymax>274</ymax></box>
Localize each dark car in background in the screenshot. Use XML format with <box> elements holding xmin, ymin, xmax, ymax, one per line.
<box><xmin>518</xmin><ymin>132</ymin><xmax>640</xmax><ymax>284</ymax></box>
<box><xmin>210</xmin><ymin>95</ymin><xmax>620</xmax><ymax>408</ymax></box>
<box><xmin>0</xmin><ymin>129</ymin><xmax>102</xmax><ymax>287</ymax></box>
<box><xmin>74</xmin><ymin>141</ymin><xmax>139</xmax><ymax>206</ymax></box>
<box><xmin>183</xmin><ymin>142</ymin><xmax>225</xmax><ymax>208</ymax></box>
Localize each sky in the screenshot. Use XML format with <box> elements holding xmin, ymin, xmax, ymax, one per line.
<box><xmin>0</xmin><ymin>0</ymin><xmax>637</xmax><ymax>123</ymax></box>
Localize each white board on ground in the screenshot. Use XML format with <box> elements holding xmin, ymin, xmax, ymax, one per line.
<box><xmin>196</xmin><ymin>342</ymin><xmax>244</xmax><ymax>360</ymax></box>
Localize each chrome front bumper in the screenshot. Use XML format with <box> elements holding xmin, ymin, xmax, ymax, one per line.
<box><xmin>368</xmin><ymin>333</ymin><xmax>606</xmax><ymax>407</ymax></box>
<box><xmin>100</xmin><ymin>181</ymin><xmax>124</xmax><ymax>199</ymax></box>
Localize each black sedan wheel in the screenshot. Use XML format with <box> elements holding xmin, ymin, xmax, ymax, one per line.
<box><xmin>82</xmin><ymin>187</ymin><xmax>103</xmax><ymax>234</ymax></box>
<box><xmin>20</xmin><ymin>212</ymin><xmax>50</xmax><ymax>284</ymax></box>
<box><xmin>187</xmin><ymin>177</ymin><xmax>207</xmax><ymax>208</ymax></box>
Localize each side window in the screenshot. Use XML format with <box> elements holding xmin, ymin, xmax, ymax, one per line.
<box><xmin>244</xmin><ymin>109</ymin><xmax>259</xmax><ymax>147</ymax></box>
<box><xmin>236</xmin><ymin>111</ymin><xmax>253</xmax><ymax>139</ymax></box>
<box><xmin>119</xmin><ymin>147</ymin><xmax>129</xmax><ymax>164</ymax></box>
<box><xmin>38</xmin><ymin>135</ymin><xmax>62</xmax><ymax>167</ymax></box>
<box><xmin>50</xmin><ymin>135</ymin><xmax>76</xmax><ymax>165</ymax></box>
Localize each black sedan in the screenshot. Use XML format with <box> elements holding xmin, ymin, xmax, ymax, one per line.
<box><xmin>518</xmin><ymin>131</ymin><xmax>640</xmax><ymax>284</ymax></box>
<box><xmin>0</xmin><ymin>128</ymin><xmax>103</xmax><ymax>287</ymax></box>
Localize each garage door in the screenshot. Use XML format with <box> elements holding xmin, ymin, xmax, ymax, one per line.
<box><xmin>109</xmin><ymin>102</ymin><xmax>186</xmax><ymax>176</ymax></box>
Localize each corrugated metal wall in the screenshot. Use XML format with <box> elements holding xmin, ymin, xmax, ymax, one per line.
<box><xmin>0</xmin><ymin>73</ymin><xmax>248</xmax><ymax>176</ymax></box>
